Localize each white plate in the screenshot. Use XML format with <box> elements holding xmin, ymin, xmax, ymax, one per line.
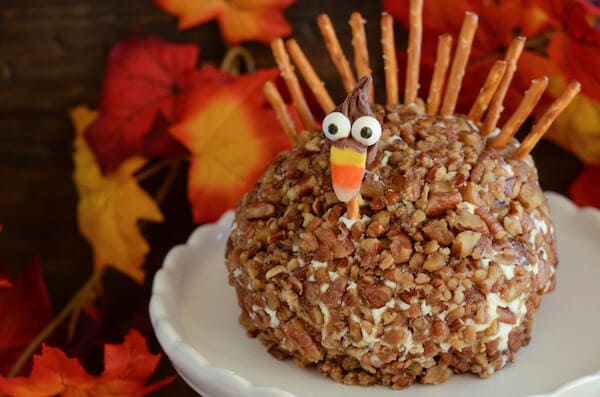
<box><xmin>150</xmin><ymin>193</ymin><xmax>600</xmax><ymax>397</ymax></box>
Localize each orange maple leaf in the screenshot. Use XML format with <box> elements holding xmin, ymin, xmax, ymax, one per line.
<box><xmin>170</xmin><ymin>69</ymin><xmax>291</xmax><ymax>223</ymax></box>
<box><xmin>153</xmin><ymin>0</ymin><xmax>295</xmax><ymax>44</ymax></box>
<box><xmin>0</xmin><ymin>329</ymin><xmax>175</xmax><ymax>396</ymax></box>
<box><xmin>70</xmin><ymin>106</ymin><xmax>163</xmax><ymax>283</ymax></box>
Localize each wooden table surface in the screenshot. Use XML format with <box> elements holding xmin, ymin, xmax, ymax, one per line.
<box><xmin>0</xmin><ymin>0</ymin><xmax>583</xmax><ymax>395</ymax></box>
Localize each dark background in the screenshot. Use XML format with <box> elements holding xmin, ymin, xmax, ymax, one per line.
<box><xmin>0</xmin><ymin>0</ymin><xmax>582</xmax><ymax>395</ymax></box>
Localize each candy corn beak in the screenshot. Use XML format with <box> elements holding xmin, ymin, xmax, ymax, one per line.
<box><xmin>330</xmin><ymin>144</ymin><xmax>367</xmax><ymax>203</ymax></box>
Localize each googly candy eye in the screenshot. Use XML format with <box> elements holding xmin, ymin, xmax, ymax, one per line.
<box><xmin>351</xmin><ymin>116</ymin><xmax>382</xmax><ymax>146</ymax></box>
<box><xmin>322</xmin><ymin>112</ymin><xmax>351</xmax><ymax>141</ymax></box>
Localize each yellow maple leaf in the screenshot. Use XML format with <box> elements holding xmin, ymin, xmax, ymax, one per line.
<box><xmin>545</xmin><ymin>75</ymin><xmax>600</xmax><ymax>164</ymax></box>
<box><xmin>70</xmin><ymin>106</ymin><xmax>163</xmax><ymax>283</ymax></box>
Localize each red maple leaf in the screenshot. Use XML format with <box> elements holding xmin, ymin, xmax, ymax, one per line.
<box><xmin>0</xmin><ymin>329</ymin><xmax>175</xmax><ymax>396</ymax></box>
<box><xmin>569</xmin><ymin>165</ymin><xmax>600</xmax><ymax>208</ymax></box>
<box><xmin>170</xmin><ymin>68</ymin><xmax>292</xmax><ymax>223</ymax></box>
<box><xmin>85</xmin><ymin>36</ymin><xmax>221</xmax><ymax>174</ymax></box>
<box><xmin>0</xmin><ymin>257</ymin><xmax>53</xmax><ymax>376</ymax></box>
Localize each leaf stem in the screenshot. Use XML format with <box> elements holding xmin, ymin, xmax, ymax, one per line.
<box><xmin>135</xmin><ymin>158</ymin><xmax>174</xmax><ymax>182</ymax></box>
<box><xmin>155</xmin><ymin>159</ymin><xmax>183</xmax><ymax>206</ymax></box>
<box><xmin>220</xmin><ymin>46</ymin><xmax>256</xmax><ymax>75</ymax></box>
<box><xmin>8</xmin><ymin>269</ymin><xmax>104</xmax><ymax>377</ymax></box>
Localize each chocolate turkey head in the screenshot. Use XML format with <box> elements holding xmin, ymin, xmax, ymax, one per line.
<box><xmin>321</xmin><ymin>76</ymin><xmax>382</xmax><ymax>203</ymax></box>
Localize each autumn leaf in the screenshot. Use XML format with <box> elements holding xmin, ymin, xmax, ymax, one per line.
<box><xmin>170</xmin><ymin>69</ymin><xmax>291</xmax><ymax>223</ymax></box>
<box><xmin>71</xmin><ymin>105</ymin><xmax>163</xmax><ymax>283</ymax></box>
<box><xmin>153</xmin><ymin>0</ymin><xmax>295</xmax><ymax>45</ymax></box>
<box><xmin>0</xmin><ymin>257</ymin><xmax>53</xmax><ymax>376</ymax></box>
<box><xmin>569</xmin><ymin>165</ymin><xmax>600</xmax><ymax>209</ymax></box>
<box><xmin>543</xmin><ymin>75</ymin><xmax>600</xmax><ymax>163</ymax></box>
<box><xmin>85</xmin><ymin>36</ymin><xmax>214</xmax><ymax>173</ymax></box>
<box><xmin>534</xmin><ymin>1</ymin><xmax>600</xmax><ymax>162</ymax></box>
<box><xmin>0</xmin><ymin>329</ymin><xmax>175</xmax><ymax>396</ymax></box>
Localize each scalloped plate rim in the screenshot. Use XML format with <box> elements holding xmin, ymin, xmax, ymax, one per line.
<box><xmin>149</xmin><ymin>192</ymin><xmax>600</xmax><ymax>397</ymax></box>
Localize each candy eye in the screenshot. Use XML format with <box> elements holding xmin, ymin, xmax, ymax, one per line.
<box><xmin>322</xmin><ymin>112</ymin><xmax>351</xmax><ymax>141</ymax></box>
<box><xmin>351</xmin><ymin>116</ymin><xmax>381</xmax><ymax>146</ymax></box>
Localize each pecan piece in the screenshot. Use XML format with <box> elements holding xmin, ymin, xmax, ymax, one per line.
<box><xmin>403</xmin><ymin>169</ymin><xmax>423</xmax><ymax>201</ymax></box>
<box><xmin>497</xmin><ymin>307</ymin><xmax>517</xmax><ymax>324</ymax></box>
<box><xmin>244</xmin><ymin>202</ymin><xmax>275</xmax><ymax>219</ymax></box>
<box><xmin>421</xmin><ymin>364</ymin><xmax>452</xmax><ymax>385</ymax></box>
<box><xmin>283</xmin><ymin>320</ymin><xmax>323</xmax><ymax>362</ymax></box>
<box><xmin>321</xmin><ymin>277</ymin><xmax>348</xmax><ymax>307</ymax></box>
<box><xmin>426</xmin><ymin>191</ymin><xmax>462</xmax><ymax>216</ymax></box>
<box><xmin>475</xmin><ymin>207</ymin><xmax>506</xmax><ymax>239</ymax></box>
<box><xmin>422</xmin><ymin>219</ymin><xmax>455</xmax><ymax>246</ymax></box>
<box><xmin>358</xmin><ymin>282</ymin><xmax>392</xmax><ymax>308</ymax></box>
<box><xmin>390</xmin><ymin>232</ymin><xmax>413</xmax><ymax>263</ymax></box>
<box><xmin>286</xmin><ymin>175</ymin><xmax>317</xmax><ymax>201</ymax></box>
<box><xmin>455</xmin><ymin>210</ymin><xmax>489</xmax><ymax>233</ymax></box>
<box><xmin>518</xmin><ymin>183</ymin><xmax>544</xmax><ymax>210</ymax></box>
<box><xmin>452</xmin><ymin>231</ymin><xmax>481</xmax><ymax>258</ymax></box>
<box><xmin>423</xmin><ymin>252</ymin><xmax>447</xmax><ymax>272</ymax></box>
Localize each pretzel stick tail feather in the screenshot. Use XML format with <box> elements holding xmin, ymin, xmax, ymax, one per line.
<box><xmin>513</xmin><ymin>81</ymin><xmax>580</xmax><ymax>160</ymax></box>
<box><xmin>318</xmin><ymin>14</ymin><xmax>356</xmax><ymax>94</ymax></box>
<box><xmin>405</xmin><ymin>0</ymin><xmax>423</xmax><ymax>104</ymax></box>
<box><xmin>427</xmin><ymin>34</ymin><xmax>453</xmax><ymax>116</ymax></box>
<box><xmin>440</xmin><ymin>12</ymin><xmax>478</xmax><ymax>116</ymax></box>
<box><xmin>490</xmin><ymin>77</ymin><xmax>548</xmax><ymax>149</ymax></box>
<box><xmin>271</xmin><ymin>38</ymin><xmax>316</xmax><ymax>131</ymax></box>
<box><xmin>286</xmin><ymin>39</ymin><xmax>335</xmax><ymax>113</ymax></box>
<box><xmin>480</xmin><ymin>37</ymin><xmax>526</xmax><ymax>136</ymax></box>
<box><xmin>263</xmin><ymin>81</ymin><xmax>298</xmax><ymax>144</ymax></box>
<box><xmin>381</xmin><ymin>13</ymin><xmax>399</xmax><ymax>106</ymax></box>
<box><xmin>350</xmin><ymin>12</ymin><xmax>373</xmax><ymax>102</ymax></box>
<box><xmin>468</xmin><ymin>60</ymin><xmax>507</xmax><ymax>123</ymax></box>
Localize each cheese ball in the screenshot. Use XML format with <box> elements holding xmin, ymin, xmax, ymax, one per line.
<box><xmin>225</xmin><ymin>102</ymin><xmax>557</xmax><ymax>388</ymax></box>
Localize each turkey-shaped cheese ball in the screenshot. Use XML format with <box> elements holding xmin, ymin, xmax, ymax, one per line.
<box><xmin>226</xmin><ymin>4</ymin><xmax>578</xmax><ymax>389</ymax></box>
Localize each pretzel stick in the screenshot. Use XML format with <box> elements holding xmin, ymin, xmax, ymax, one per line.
<box><xmin>513</xmin><ymin>81</ymin><xmax>580</xmax><ymax>160</ymax></box>
<box><xmin>347</xmin><ymin>195</ymin><xmax>360</xmax><ymax>220</ymax></box>
<box><xmin>318</xmin><ymin>14</ymin><xmax>357</xmax><ymax>94</ymax></box>
<box><xmin>405</xmin><ymin>0</ymin><xmax>423</xmax><ymax>104</ymax></box>
<box><xmin>263</xmin><ymin>81</ymin><xmax>298</xmax><ymax>144</ymax></box>
<box><xmin>489</xmin><ymin>77</ymin><xmax>548</xmax><ymax>149</ymax></box>
<box><xmin>381</xmin><ymin>13</ymin><xmax>398</xmax><ymax>106</ymax></box>
<box><xmin>349</xmin><ymin>12</ymin><xmax>373</xmax><ymax>102</ymax></box>
<box><xmin>427</xmin><ymin>34</ymin><xmax>453</xmax><ymax>116</ymax></box>
<box><xmin>286</xmin><ymin>39</ymin><xmax>335</xmax><ymax>113</ymax></box>
<box><xmin>480</xmin><ymin>36</ymin><xmax>525</xmax><ymax>136</ymax></box>
<box><xmin>467</xmin><ymin>60</ymin><xmax>507</xmax><ymax>123</ymax></box>
<box><xmin>271</xmin><ymin>38</ymin><xmax>316</xmax><ymax>131</ymax></box>
<box><xmin>440</xmin><ymin>12</ymin><xmax>478</xmax><ymax>116</ymax></box>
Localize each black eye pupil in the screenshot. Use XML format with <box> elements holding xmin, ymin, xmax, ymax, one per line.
<box><xmin>360</xmin><ymin>126</ymin><xmax>372</xmax><ymax>139</ymax></box>
<box><xmin>328</xmin><ymin>124</ymin><xmax>338</xmax><ymax>135</ymax></box>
